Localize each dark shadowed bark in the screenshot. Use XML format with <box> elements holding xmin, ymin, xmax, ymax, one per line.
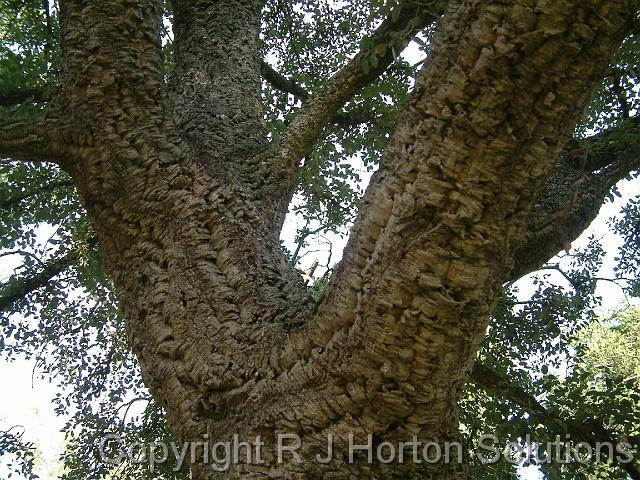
<box><xmin>512</xmin><ymin>116</ymin><xmax>640</xmax><ymax>279</ymax></box>
<box><xmin>0</xmin><ymin>0</ymin><xmax>638</xmax><ymax>478</ymax></box>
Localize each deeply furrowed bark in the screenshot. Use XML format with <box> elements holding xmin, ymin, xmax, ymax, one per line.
<box><xmin>56</xmin><ymin>3</ymin><xmax>313</xmax><ymax>476</ymax></box>
<box><xmin>169</xmin><ymin>0</ymin><xmax>267</xmax><ymax>167</ymax></box>
<box><xmin>6</xmin><ymin>0</ymin><xmax>637</xmax><ymax>479</ymax></box>
<box><xmin>231</xmin><ymin>3</ymin><xmax>634</xmax><ymax>477</ymax></box>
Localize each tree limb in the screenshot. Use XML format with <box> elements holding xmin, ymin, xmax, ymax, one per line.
<box><xmin>169</xmin><ymin>0</ymin><xmax>265</xmax><ymax>161</ymax></box>
<box><xmin>260</xmin><ymin>60</ymin><xmax>309</xmax><ymax>102</ymax></box>
<box><xmin>270</xmin><ymin>1</ymin><xmax>444</xmax><ymax>192</ymax></box>
<box><xmin>290</xmin><ymin>221</ymin><xmax>337</xmax><ymax>266</ymax></box>
<box><xmin>0</xmin><ymin>179</ymin><xmax>74</xmax><ymax>210</ymax></box>
<box><xmin>612</xmin><ymin>73</ymin><xmax>631</xmax><ymax>119</ymax></box>
<box><xmin>243</xmin><ymin>4</ymin><xmax>636</xmax><ymax>477</ymax></box>
<box><xmin>471</xmin><ymin>363</ymin><xmax>546</xmax><ymax>415</ymax></box>
<box><xmin>56</xmin><ymin>0</ymin><xmax>165</xmax><ymax>162</ymax></box>
<box><xmin>512</xmin><ymin>117</ymin><xmax>640</xmax><ymax>280</ymax></box>
<box><xmin>0</xmin><ymin>86</ymin><xmax>51</xmax><ymax>107</ymax></box>
<box><xmin>0</xmin><ymin>250</ymin><xmax>78</xmax><ymax>312</ymax></box>
<box><xmin>471</xmin><ymin>362</ymin><xmax>640</xmax><ymax>480</ymax></box>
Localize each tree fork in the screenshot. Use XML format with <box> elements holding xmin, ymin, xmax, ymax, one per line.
<box><xmin>8</xmin><ymin>0</ymin><xmax>637</xmax><ymax>479</ymax></box>
<box><xmin>234</xmin><ymin>1</ymin><xmax>636</xmax><ymax>477</ymax></box>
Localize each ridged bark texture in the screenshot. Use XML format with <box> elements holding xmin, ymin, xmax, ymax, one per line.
<box><xmin>44</xmin><ymin>0</ymin><xmax>637</xmax><ymax>478</ymax></box>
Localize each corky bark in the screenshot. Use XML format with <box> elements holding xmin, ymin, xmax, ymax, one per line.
<box><xmin>246</xmin><ymin>3</ymin><xmax>634</xmax><ymax>478</ymax></box>
<box><xmin>0</xmin><ymin>116</ymin><xmax>61</xmax><ymax>162</ymax></box>
<box><xmin>169</xmin><ymin>0</ymin><xmax>266</xmax><ymax>165</ymax></box>
<box><xmin>1</xmin><ymin>0</ymin><xmax>638</xmax><ymax>479</ymax></box>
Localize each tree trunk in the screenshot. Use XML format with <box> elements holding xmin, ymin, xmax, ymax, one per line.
<box><xmin>3</xmin><ymin>0</ymin><xmax>636</xmax><ymax>478</ymax></box>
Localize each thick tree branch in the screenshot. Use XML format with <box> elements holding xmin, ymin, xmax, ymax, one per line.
<box><xmin>57</xmin><ymin>0</ymin><xmax>165</xmax><ymax>151</ymax></box>
<box><xmin>169</xmin><ymin>0</ymin><xmax>266</xmax><ymax>163</ymax></box>
<box><xmin>471</xmin><ymin>363</ymin><xmax>546</xmax><ymax>415</ymax></box>
<box><xmin>0</xmin><ymin>250</ymin><xmax>77</xmax><ymax>312</ymax></box>
<box><xmin>269</xmin><ymin>1</ymin><xmax>444</xmax><ymax>193</ymax></box>
<box><xmin>0</xmin><ymin>116</ymin><xmax>60</xmax><ymax>162</ymax></box>
<box><xmin>471</xmin><ymin>363</ymin><xmax>640</xmax><ymax>480</ymax></box>
<box><xmin>238</xmin><ymin>2</ymin><xmax>637</xmax><ymax>476</ymax></box>
<box><xmin>512</xmin><ymin>117</ymin><xmax>640</xmax><ymax>280</ymax></box>
<box><xmin>0</xmin><ymin>86</ymin><xmax>51</xmax><ymax>107</ymax></box>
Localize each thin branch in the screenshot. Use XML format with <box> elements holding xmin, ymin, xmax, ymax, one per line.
<box><xmin>538</xmin><ymin>264</ymin><xmax>582</xmax><ymax>294</ymax></box>
<box><xmin>0</xmin><ymin>250</ymin><xmax>45</xmax><ymax>267</ymax></box>
<box><xmin>605</xmin><ymin>66</ymin><xmax>636</xmax><ymax>118</ymax></box>
<box><xmin>0</xmin><ymin>179</ymin><xmax>74</xmax><ymax>210</ymax></box>
<box><xmin>260</xmin><ymin>60</ymin><xmax>309</xmax><ymax>102</ymax></box>
<box><xmin>593</xmin><ymin>275</ymin><xmax>636</xmax><ymax>284</ymax></box>
<box><xmin>291</xmin><ymin>221</ymin><xmax>335</xmax><ymax>265</ymax></box>
<box><xmin>612</xmin><ymin>73</ymin><xmax>631</xmax><ymax>119</ymax></box>
<box><xmin>333</xmin><ymin>108</ymin><xmax>383</xmax><ymax>129</ymax></box>
<box><xmin>471</xmin><ymin>363</ymin><xmax>640</xmax><ymax>480</ymax></box>
<box><xmin>0</xmin><ymin>250</ymin><xmax>78</xmax><ymax>312</ymax></box>
<box><xmin>271</xmin><ymin>1</ymin><xmax>443</xmax><ymax>189</ymax></box>
<box><xmin>41</xmin><ymin>0</ymin><xmax>54</xmax><ymax>66</ymax></box>
<box><xmin>118</xmin><ymin>396</ymin><xmax>153</xmax><ymax>425</ymax></box>
<box><xmin>320</xmin><ymin>235</ymin><xmax>333</xmax><ymax>272</ymax></box>
<box><xmin>411</xmin><ymin>34</ymin><xmax>430</xmax><ymax>50</ymax></box>
<box><xmin>261</xmin><ymin>61</ymin><xmax>383</xmax><ymax>128</ymax></box>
